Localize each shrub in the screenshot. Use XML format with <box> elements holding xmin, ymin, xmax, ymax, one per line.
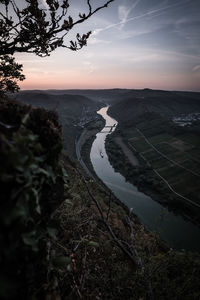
<box><xmin>0</xmin><ymin>98</ymin><xmax>65</xmax><ymax>299</ymax></box>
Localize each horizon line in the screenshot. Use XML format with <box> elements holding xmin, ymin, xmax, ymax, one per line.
<box><xmin>20</xmin><ymin>87</ymin><xmax>200</xmax><ymax>93</ymax></box>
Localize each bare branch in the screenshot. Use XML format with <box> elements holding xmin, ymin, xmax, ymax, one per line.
<box><xmin>76</xmin><ymin>169</ymin><xmax>138</xmax><ymax>268</ymax></box>
<box><xmin>106</xmin><ymin>192</ymin><xmax>112</xmax><ymax>221</ymax></box>
<box><xmin>87</xmin><ymin>0</ymin><xmax>92</xmax><ymax>14</ymax></box>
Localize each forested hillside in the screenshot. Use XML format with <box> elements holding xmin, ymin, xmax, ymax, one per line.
<box><xmin>109</xmin><ymin>89</ymin><xmax>200</xmax><ymax>122</ymax></box>
<box><xmin>14</xmin><ymin>91</ymin><xmax>102</xmax><ymax>157</ymax></box>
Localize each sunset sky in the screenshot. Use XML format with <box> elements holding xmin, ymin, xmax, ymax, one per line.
<box><xmin>15</xmin><ymin>0</ymin><xmax>200</xmax><ymax>91</ymax></box>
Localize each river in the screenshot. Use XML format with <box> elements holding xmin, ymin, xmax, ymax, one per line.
<box><xmin>90</xmin><ymin>106</ymin><xmax>200</xmax><ymax>251</ymax></box>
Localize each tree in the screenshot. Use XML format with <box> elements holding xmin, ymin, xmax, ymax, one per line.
<box><xmin>0</xmin><ymin>0</ymin><xmax>114</xmax><ymax>56</ymax></box>
<box><xmin>0</xmin><ymin>55</ymin><xmax>25</xmax><ymax>94</ymax></box>
<box><xmin>0</xmin><ymin>0</ymin><xmax>114</xmax><ymax>94</ymax></box>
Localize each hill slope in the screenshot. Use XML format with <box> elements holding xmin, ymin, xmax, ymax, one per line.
<box><xmin>14</xmin><ymin>91</ymin><xmax>101</xmax><ymax>157</ymax></box>
<box><xmin>108</xmin><ymin>89</ymin><xmax>200</xmax><ymax>123</ymax></box>
<box><xmin>107</xmin><ymin>90</ymin><xmax>200</xmax><ymax>223</ymax></box>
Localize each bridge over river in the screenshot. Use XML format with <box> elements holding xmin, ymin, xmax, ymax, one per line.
<box><xmin>100</xmin><ymin>124</ymin><xmax>116</xmax><ymax>133</ymax></box>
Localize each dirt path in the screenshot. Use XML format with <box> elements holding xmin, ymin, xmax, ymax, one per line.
<box><xmin>114</xmin><ymin>137</ymin><xmax>139</xmax><ymax>167</ymax></box>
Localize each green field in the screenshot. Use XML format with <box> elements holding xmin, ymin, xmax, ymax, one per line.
<box><xmin>122</xmin><ymin>117</ymin><xmax>200</xmax><ymax>212</ymax></box>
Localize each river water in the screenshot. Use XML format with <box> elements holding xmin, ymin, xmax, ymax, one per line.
<box><xmin>90</xmin><ymin>106</ymin><xmax>200</xmax><ymax>251</ymax></box>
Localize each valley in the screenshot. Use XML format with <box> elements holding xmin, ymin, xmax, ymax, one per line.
<box><xmin>3</xmin><ymin>88</ymin><xmax>200</xmax><ymax>298</ymax></box>
<box><xmin>15</xmin><ymin>88</ymin><xmax>200</xmax><ymax>242</ymax></box>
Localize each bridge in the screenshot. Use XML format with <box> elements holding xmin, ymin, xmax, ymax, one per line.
<box><xmin>99</xmin><ymin>124</ymin><xmax>117</xmax><ymax>133</ymax></box>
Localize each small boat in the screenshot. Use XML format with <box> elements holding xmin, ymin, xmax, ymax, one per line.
<box><xmin>100</xmin><ymin>150</ymin><xmax>104</xmax><ymax>158</ymax></box>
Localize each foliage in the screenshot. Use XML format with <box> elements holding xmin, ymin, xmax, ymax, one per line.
<box><xmin>149</xmin><ymin>252</ymin><xmax>200</xmax><ymax>299</ymax></box>
<box><xmin>53</xmin><ymin>154</ymin><xmax>200</xmax><ymax>299</ymax></box>
<box><xmin>0</xmin><ymin>99</ymin><xmax>65</xmax><ymax>299</ymax></box>
<box><xmin>0</xmin><ymin>0</ymin><xmax>114</xmax><ymax>93</ymax></box>
<box><xmin>0</xmin><ymin>0</ymin><xmax>114</xmax><ymax>57</ymax></box>
<box><xmin>0</xmin><ymin>55</ymin><xmax>25</xmax><ymax>94</ymax></box>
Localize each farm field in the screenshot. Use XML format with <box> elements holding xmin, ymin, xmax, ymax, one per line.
<box><xmin>106</xmin><ymin>106</ymin><xmax>200</xmax><ymax>223</ymax></box>
<box><xmin>128</xmin><ymin>127</ymin><xmax>200</xmax><ymax>206</ymax></box>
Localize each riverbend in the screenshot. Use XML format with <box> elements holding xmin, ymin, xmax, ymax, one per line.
<box><xmin>90</xmin><ymin>106</ymin><xmax>200</xmax><ymax>251</ymax></box>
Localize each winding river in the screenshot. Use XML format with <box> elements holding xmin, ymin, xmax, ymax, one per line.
<box><xmin>90</xmin><ymin>106</ymin><xmax>200</xmax><ymax>251</ymax></box>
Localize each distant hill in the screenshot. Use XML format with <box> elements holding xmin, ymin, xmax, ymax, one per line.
<box><xmin>18</xmin><ymin>88</ymin><xmax>200</xmax><ymax>106</ymax></box>
<box><xmin>38</xmin><ymin>89</ymin><xmax>130</xmax><ymax>104</ymax></box>
<box><xmin>13</xmin><ymin>88</ymin><xmax>200</xmax><ymax>155</ymax></box>
<box><xmin>14</xmin><ymin>90</ymin><xmax>97</xmax><ymax>110</ymax></box>
<box><xmin>108</xmin><ymin>89</ymin><xmax>200</xmax><ymax>123</ymax></box>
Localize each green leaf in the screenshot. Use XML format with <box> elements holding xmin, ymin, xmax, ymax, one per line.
<box><xmin>82</xmin><ymin>238</ymin><xmax>99</xmax><ymax>248</ymax></box>
<box><xmin>21</xmin><ymin>113</ymin><xmax>29</xmax><ymax>125</ymax></box>
<box><xmin>47</xmin><ymin>227</ymin><xmax>58</xmax><ymax>238</ymax></box>
<box><xmin>52</xmin><ymin>256</ymin><xmax>71</xmax><ymax>269</ymax></box>
<box><xmin>88</xmin><ymin>241</ymin><xmax>99</xmax><ymax>248</ymax></box>
<box><xmin>62</xmin><ymin>167</ymin><xmax>68</xmax><ymax>183</ymax></box>
<box><xmin>22</xmin><ymin>231</ymin><xmax>38</xmax><ymax>251</ymax></box>
<box><xmin>64</xmin><ymin>199</ymin><xmax>72</xmax><ymax>205</ymax></box>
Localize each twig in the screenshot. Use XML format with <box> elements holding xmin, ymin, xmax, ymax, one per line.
<box><xmin>106</xmin><ymin>191</ymin><xmax>112</xmax><ymax>221</ymax></box>
<box><xmin>80</xmin><ymin>247</ymin><xmax>88</xmax><ymax>291</ymax></box>
<box><xmin>126</xmin><ymin>209</ymin><xmax>139</xmax><ymax>266</ymax></box>
<box><xmin>76</xmin><ymin>169</ymin><xmax>138</xmax><ymax>268</ymax></box>
<box><xmin>126</xmin><ymin>210</ymin><xmax>154</xmax><ymax>299</ymax></box>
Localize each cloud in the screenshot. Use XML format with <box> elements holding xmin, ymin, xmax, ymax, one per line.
<box><xmin>88</xmin><ymin>37</ymin><xmax>111</xmax><ymax>45</ymax></box>
<box><xmin>118</xmin><ymin>0</ymin><xmax>141</xmax><ymax>29</ymax></box>
<box><xmin>193</xmin><ymin>65</ymin><xmax>200</xmax><ymax>72</ymax></box>
<box><xmin>82</xmin><ymin>61</ymin><xmax>95</xmax><ymax>74</ymax></box>
<box><xmin>93</xmin><ymin>0</ymin><xmax>191</xmax><ymax>37</ymax></box>
<box><xmin>117</xmin><ymin>28</ymin><xmax>154</xmax><ymax>40</ymax></box>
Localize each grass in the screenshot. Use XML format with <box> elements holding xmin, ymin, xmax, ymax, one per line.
<box><xmin>129</xmin><ymin>138</ymin><xmax>150</xmax><ymax>152</ymax></box>
<box><xmin>155</xmin><ymin>143</ymin><xmax>177</xmax><ymax>154</ymax></box>
<box><xmin>148</xmin><ymin>133</ymin><xmax>174</xmax><ymax>145</ymax></box>
<box><xmin>189</xmin><ymin>148</ymin><xmax>200</xmax><ymax>160</ymax></box>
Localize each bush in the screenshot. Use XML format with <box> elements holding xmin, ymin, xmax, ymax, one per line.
<box><xmin>0</xmin><ymin>98</ymin><xmax>65</xmax><ymax>299</ymax></box>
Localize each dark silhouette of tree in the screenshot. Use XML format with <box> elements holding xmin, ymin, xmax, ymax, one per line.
<box><xmin>0</xmin><ymin>0</ymin><xmax>114</xmax><ymax>57</ymax></box>
<box><xmin>0</xmin><ymin>0</ymin><xmax>114</xmax><ymax>93</ymax></box>
<box><xmin>0</xmin><ymin>55</ymin><xmax>25</xmax><ymax>94</ymax></box>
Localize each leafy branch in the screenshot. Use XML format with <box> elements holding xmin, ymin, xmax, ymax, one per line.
<box><xmin>0</xmin><ymin>0</ymin><xmax>115</xmax><ymax>57</ymax></box>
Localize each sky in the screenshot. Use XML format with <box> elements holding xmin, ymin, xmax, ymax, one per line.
<box><xmin>14</xmin><ymin>0</ymin><xmax>200</xmax><ymax>91</ymax></box>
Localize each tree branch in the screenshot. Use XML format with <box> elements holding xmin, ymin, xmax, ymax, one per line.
<box><xmin>76</xmin><ymin>169</ymin><xmax>138</xmax><ymax>268</ymax></box>
<box><xmin>0</xmin><ymin>0</ymin><xmax>115</xmax><ymax>56</ymax></box>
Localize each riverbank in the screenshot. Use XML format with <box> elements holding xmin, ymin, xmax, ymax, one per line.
<box><xmin>107</xmin><ymin>105</ymin><xmax>200</xmax><ymax>225</ymax></box>
<box><xmin>106</xmin><ymin>134</ymin><xmax>200</xmax><ymax>228</ymax></box>
<box><xmin>79</xmin><ymin>117</ymin><xmax>105</xmax><ymax>182</ymax></box>
<box><xmin>56</xmin><ymin>153</ymin><xmax>200</xmax><ymax>299</ymax></box>
<box><xmin>89</xmin><ymin>106</ymin><xmax>200</xmax><ymax>251</ymax></box>
<box><xmin>79</xmin><ymin>112</ymin><xmax>147</xmax><ymax>227</ymax></box>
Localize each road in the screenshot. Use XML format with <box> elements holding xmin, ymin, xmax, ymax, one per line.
<box><xmin>75</xmin><ymin>129</ymin><xmax>96</xmax><ymax>180</ymax></box>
